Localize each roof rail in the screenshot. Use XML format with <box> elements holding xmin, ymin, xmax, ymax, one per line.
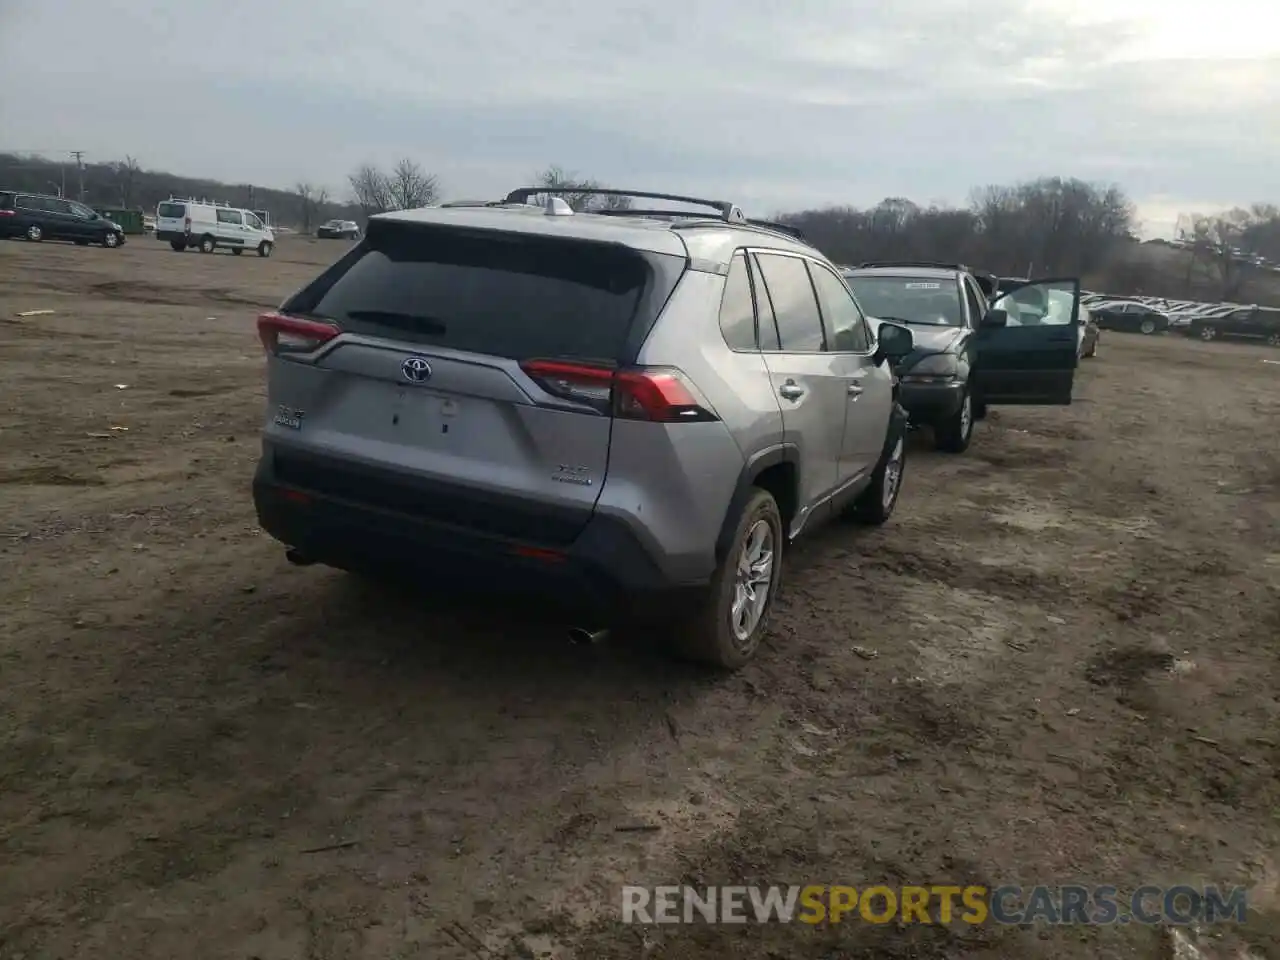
<box><xmin>592</xmin><ymin>208</ymin><xmax>727</xmax><ymax>223</ymax></box>
<box><xmin>502</xmin><ymin>187</ymin><xmax>746</xmax><ymax>224</ymax></box>
<box><xmin>746</xmin><ymin>219</ymin><xmax>805</xmax><ymax>241</ymax></box>
<box><xmin>586</xmin><ymin>209</ymin><xmax>805</xmax><ymax>242</ymax></box>
<box><xmin>438</xmin><ymin>199</ymin><xmax>508</xmax><ymax>208</ymax></box>
<box><xmin>856</xmin><ymin>259</ymin><xmax>974</xmax><ymax>272</ymax></box>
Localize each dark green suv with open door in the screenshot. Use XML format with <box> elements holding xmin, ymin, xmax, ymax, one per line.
<box><xmin>842</xmin><ymin>261</ymin><xmax>1081</xmax><ymax>453</ymax></box>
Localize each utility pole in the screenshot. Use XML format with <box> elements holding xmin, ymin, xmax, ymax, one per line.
<box><xmin>70</xmin><ymin>151</ymin><xmax>86</xmax><ymax>202</ymax></box>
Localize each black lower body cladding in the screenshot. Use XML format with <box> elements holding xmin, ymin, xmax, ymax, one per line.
<box><xmin>252</xmin><ymin>452</ymin><xmax>707</xmax><ymax>620</ymax></box>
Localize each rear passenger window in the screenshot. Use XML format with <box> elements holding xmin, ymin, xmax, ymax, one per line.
<box><xmin>754</xmin><ymin>254</ymin><xmax>825</xmax><ymax>352</ymax></box>
<box><xmin>808</xmin><ymin>263</ymin><xmax>869</xmax><ymax>352</ymax></box>
<box><xmin>217</xmin><ymin>209</ymin><xmax>243</xmax><ymax>225</ymax></box>
<box><xmin>718</xmin><ymin>253</ymin><xmax>757</xmax><ymax>351</ymax></box>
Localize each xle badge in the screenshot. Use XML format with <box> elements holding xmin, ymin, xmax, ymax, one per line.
<box><xmin>274</xmin><ymin>405</ymin><xmax>304</xmax><ymax>429</ymax></box>
<box><xmin>552</xmin><ymin>464</ymin><xmax>592</xmax><ymax>486</ymax></box>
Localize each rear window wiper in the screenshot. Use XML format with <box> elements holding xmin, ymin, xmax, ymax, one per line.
<box><xmin>344</xmin><ymin>310</ymin><xmax>447</xmax><ymax>334</ymax></box>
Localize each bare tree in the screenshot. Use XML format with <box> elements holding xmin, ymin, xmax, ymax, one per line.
<box><xmin>530</xmin><ymin>165</ymin><xmax>632</xmax><ymax>212</ymax></box>
<box><xmin>295</xmin><ymin>182</ymin><xmax>313</xmax><ymax>226</ymax></box>
<box><xmin>294</xmin><ymin>182</ymin><xmax>325</xmax><ymax>232</ymax></box>
<box><xmin>1180</xmin><ymin>209</ymin><xmax>1253</xmax><ymax>300</ymax></box>
<box><xmin>113</xmin><ymin>155</ymin><xmax>141</xmax><ymax>207</ymax></box>
<box><xmin>348</xmin><ymin>164</ymin><xmax>393</xmax><ymax>218</ymax></box>
<box><xmin>313</xmin><ymin>186</ymin><xmax>329</xmax><ymax>223</ymax></box>
<box><xmin>387</xmin><ymin>158</ymin><xmax>439</xmax><ymax>210</ymax></box>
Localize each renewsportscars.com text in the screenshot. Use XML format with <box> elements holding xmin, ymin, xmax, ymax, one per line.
<box><xmin>621</xmin><ymin>884</ymin><xmax>1248</xmax><ymax>926</ymax></box>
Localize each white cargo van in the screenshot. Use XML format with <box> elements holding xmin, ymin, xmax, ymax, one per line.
<box><xmin>155</xmin><ymin>198</ymin><xmax>274</xmax><ymax>257</ymax></box>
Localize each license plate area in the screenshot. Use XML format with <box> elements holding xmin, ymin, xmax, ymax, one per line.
<box><xmin>389</xmin><ymin>386</ymin><xmax>461</xmax><ymax>440</ymax></box>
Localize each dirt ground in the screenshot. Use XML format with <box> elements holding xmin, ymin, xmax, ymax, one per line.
<box><xmin>2</xmin><ymin>236</ymin><xmax>1279</xmax><ymax>960</ymax></box>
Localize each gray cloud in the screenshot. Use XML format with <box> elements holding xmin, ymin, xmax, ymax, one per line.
<box><xmin>1</xmin><ymin>0</ymin><xmax>1275</xmax><ymax>234</ymax></box>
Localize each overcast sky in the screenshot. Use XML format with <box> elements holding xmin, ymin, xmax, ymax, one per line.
<box><xmin>1</xmin><ymin>0</ymin><xmax>1275</xmax><ymax>237</ymax></box>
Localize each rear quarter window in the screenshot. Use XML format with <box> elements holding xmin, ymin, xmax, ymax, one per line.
<box><xmin>287</xmin><ymin>221</ymin><xmax>682</xmax><ymax>362</ymax></box>
<box><xmin>157</xmin><ymin>202</ymin><xmax>186</xmax><ymax>218</ymax></box>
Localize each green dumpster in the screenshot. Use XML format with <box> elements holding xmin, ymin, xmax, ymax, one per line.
<box><xmin>94</xmin><ymin>207</ymin><xmax>145</xmax><ymax>235</ymax></box>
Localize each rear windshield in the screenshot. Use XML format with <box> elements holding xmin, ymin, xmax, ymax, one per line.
<box><xmin>288</xmin><ymin>221</ymin><xmax>674</xmax><ymax>361</ymax></box>
<box><xmin>157</xmin><ymin>202</ymin><xmax>185</xmax><ymax>218</ymax></box>
<box><xmin>845</xmin><ymin>275</ymin><xmax>964</xmax><ymax>327</ymax></box>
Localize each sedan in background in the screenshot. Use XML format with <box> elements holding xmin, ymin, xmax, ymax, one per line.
<box><xmin>1088</xmin><ymin>300</ymin><xmax>1169</xmax><ymax>335</ymax></box>
<box><xmin>317</xmin><ymin>219</ymin><xmax>360</xmax><ymax>240</ymax></box>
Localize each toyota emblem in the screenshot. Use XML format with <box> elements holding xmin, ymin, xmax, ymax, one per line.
<box><xmin>401</xmin><ymin>356</ymin><xmax>432</xmax><ymax>383</ymax></box>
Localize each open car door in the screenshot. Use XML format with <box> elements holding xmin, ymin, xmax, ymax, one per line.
<box><xmin>972</xmin><ymin>277</ymin><xmax>1080</xmax><ymax>404</ymax></box>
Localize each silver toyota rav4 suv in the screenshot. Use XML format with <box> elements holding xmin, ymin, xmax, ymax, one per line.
<box><xmin>252</xmin><ymin>188</ymin><xmax>915</xmax><ymax>669</ymax></box>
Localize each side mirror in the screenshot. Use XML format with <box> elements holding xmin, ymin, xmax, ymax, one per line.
<box><xmin>981</xmin><ymin>308</ymin><xmax>1008</xmax><ymax>329</ymax></box>
<box><xmin>873</xmin><ymin>320</ymin><xmax>914</xmax><ymax>365</ymax></box>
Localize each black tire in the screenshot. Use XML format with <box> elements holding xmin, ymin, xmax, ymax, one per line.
<box><xmin>26</xmin><ymin>224</ymin><xmax>43</xmax><ymax>242</ymax></box>
<box><xmin>199</xmin><ymin>235</ymin><xmax>216</xmax><ymax>254</ymax></box>
<box><xmin>232</xmin><ymin>247</ymin><xmax>243</xmax><ymax>256</ymax></box>
<box><xmin>258</xmin><ymin>241</ymin><xmax>273</xmax><ymax>258</ymax></box>
<box><xmin>934</xmin><ymin>388</ymin><xmax>974</xmax><ymax>453</ymax></box>
<box><xmin>170</xmin><ymin>240</ymin><xmax>185</xmax><ymax>252</ymax></box>
<box><xmin>846</xmin><ymin>410</ymin><xmax>908</xmax><ymax>525</ymax></box>
<box><xmin>671</xmin><ymin>489</ymin><xmax>783</xmax><ymax>670</ymax></box>
<box><xmin>1085</xmin><ymin>335</ymin><xmax>1099</xmax><ymax>358</ymax></box>
<box><xmin>1266</xmin><ymin>333</ymin><xmax>1280</xmax><ymax>348</ymax></box>
<box><xmin>1139</xmin><ymin>318</ymin><xmax>1156</xmax><ymax>335</ymax></box>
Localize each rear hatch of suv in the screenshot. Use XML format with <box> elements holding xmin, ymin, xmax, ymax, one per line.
<box><xmin>259</xmin><ymin>216</ymin><xmax>687</xmax><ymax>545</ymax></box>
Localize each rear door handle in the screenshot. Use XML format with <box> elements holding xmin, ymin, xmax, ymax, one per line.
<box><xmin>778</xmin><ymin>380</ymin><xmax>805</xmax><ymax>401</ymax></box>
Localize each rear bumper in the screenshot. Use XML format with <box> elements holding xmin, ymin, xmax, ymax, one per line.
<box><xmin>156</xmin><ymin>229</ymin><xmax>187</xmax><ymax>243</ymax></box>
<box><xmin>898</xmin><ymin>379</ymin><xmax>965</xmax><ymax>421</ymax></box>
<box><xmin>252</xmin><ymin>455</ymin><xmax>708</xmax><ymax>620</ymax></box>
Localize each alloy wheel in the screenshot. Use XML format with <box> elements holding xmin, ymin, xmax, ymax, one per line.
<box><xmin>882</xmin><ymin>435</ymin><xmax>905</xmax><ymax>511</ymax></box>
<box><xmin>730</xmin><ymin>520</ymin><xmax>774</xmax><ymax>647</ymax></box>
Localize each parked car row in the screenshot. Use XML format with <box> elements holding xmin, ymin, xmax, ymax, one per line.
<box><xmin>251</xmin><ymin>189</ymin><xmax>1089</xmax><ymax>670</ymax></box>
<box><xmin>1081</xmin><ymin>292</ymin><xmax>1280</xmax><ymax>346</ymax></box>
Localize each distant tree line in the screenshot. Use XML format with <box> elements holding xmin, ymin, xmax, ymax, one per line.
<box><xmin>3</xmin><ymin>150</ymin><xmax>1276</xmax><ymax>303</ymax></box>
<box><xmin>781</xmin><ymin>178</ymin><xmax>1136</xmax><ymax>279</ymax></box>
<box><xmin>0</xmin><ymin>152</ymin><xmax>366</xmax><ymax>228</ymax></box>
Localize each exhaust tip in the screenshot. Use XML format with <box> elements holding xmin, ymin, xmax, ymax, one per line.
<box><xmin>285</xmin><ymin>547</ymin><xmax>315</xmax><ymax>567</ymax></box>
<box><xmin>567</xmin><ymin>627</ymin><xmax>609</xmax><ymax>646</ymax></box>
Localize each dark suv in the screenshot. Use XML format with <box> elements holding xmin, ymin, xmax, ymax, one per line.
<box><xmin>0</xmin><ymin>191</ymin><xmax>126</xmax><ymax>248</ymax></box>
<box><xmin>1187</xmin><ymin>305</ymin><xmax>1280</xmax><ymax>347</ymax></box>
<box><xmin>842</xmin><ymin>261</ymin><xmax>1082</xmax><ymax>453</ymax></box>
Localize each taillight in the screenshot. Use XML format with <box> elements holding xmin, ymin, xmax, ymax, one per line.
<box><xmin>519</xmin><ymin>359</ymin><xmax>719</xmax><ymax>423</ymax></box>
<box><xmin>0</xmin><ymin>210</ymin><xmax>14</xmax><ymax>217</ymax></box>
<box><xmin>257</xmin><ymin>312</ymin><xmax>340</xmax><ymax>354</ymax></box>
<box><xmin>183</xmin><ymin>216</ymin><xmax>191</xmax><ymax>232</ymax></box>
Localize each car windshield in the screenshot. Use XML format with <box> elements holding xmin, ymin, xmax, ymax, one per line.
<box><xmin>844</xmin><ymin>275</ymin><xmax>962</xmax><ymax>326</ymax></box>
